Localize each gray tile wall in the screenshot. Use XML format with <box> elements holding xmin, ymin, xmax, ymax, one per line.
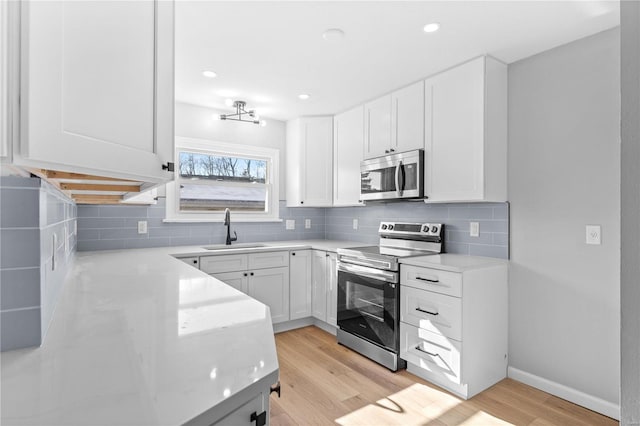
<box><xmin>77</xmin><ymin>200</ymin><xmax>325</xmax><ymax>251</ymax></box>
<box><xmin>325</xmin><ymin>201</ymin><xmax>510</xmax><ymax>259</ymax></box>
<box><xmin>77</xmin><ymin>198</ymin><xmax>509</xmax><ymax>259</ymax></box>
<box><xmin>0</xmin><ymin>177</ymin><xmax>77</xmax><ymax>351</ymax></box>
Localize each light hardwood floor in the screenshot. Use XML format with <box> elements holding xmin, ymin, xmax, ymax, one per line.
<box><xmin>270</xmin><ymin>326</ymin><xmax>616</xmax><ymax>426</ymax></box>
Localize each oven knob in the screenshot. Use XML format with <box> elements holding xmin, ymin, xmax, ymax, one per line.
<box><xmin>381</xmin><ymin>224</ymin><xmax>388</xmax><ymax>230</ymax></box>
<box><xmin>431</xmin><ymin>226</ymin><xmax>439</xmax><ymax>233</ymax></box>
<box><xmin>388</xmin><ymin>224</ymin><xmax>394</xmax><ymax>230</ymax></box>
<box><xmin>422</xmin><ymin>225</ymin><xmax>430</xmax><ymax>233</ymax></box>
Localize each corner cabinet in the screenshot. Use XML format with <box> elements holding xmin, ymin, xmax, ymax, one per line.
<box><xmin>364</xmin><ymin>81</ymin><xmax>424</xmax><ymax>160</ymax></box>
<box><xmin>333</xmin><ymin>106</ymin><xmax>365</xmax><ymax>206</ymax></box>
<box><xmin>14</xmin><ymin>1</ymin><xmax>175</xmax><ymax>182</ymax></box>
<box><xmin>286</xmin><ymin>117</ymin><xmax>333</xmax><ymax>207</ymax></box>
<box><xmin>424</xmin><ymin>56</ymin><xmax>507</xmax><ymax>202</ymax></box>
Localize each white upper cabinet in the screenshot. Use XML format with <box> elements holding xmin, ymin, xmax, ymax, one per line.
<box><xmin>286</xmin><ymin>117</ymin><xmax>333</xmax><ymax>207</ymax></box>
<box><xmin>333</xmin><ymin>106</ymin><xmax>365</xmax><ymax>206</ymax></box>
<box><xmin>391</xmin><ymin>81</ymin><xmax>425</xmax><ymax>154</ymax></box>
<box><xmin>424</xmin><ymin>56</ymin><xmax>507</xmax><ymax>202</ymax></box>
<box><xmin>16</xmin><ymin>1</ymin><xmax>174</xmax><ymax>182</ymax></box>
<box><xmin>364</xmin><ymin>81</ymin><xmax>425</xmax><ymax>160</ymax></box>
<box><xmin>364</xmin><ymin>95</ymin><xmax>392</xmax><ymax>159</ymax></box>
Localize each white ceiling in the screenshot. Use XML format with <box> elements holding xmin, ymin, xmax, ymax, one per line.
<box><xmin>175</xmin><ymin>1</ymin><xmax>619</xmax><ymax>122</ymax></box>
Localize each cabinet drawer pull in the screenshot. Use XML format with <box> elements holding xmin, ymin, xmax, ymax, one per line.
<box><xmin>415</xmin><ymin>307</ymin><xmax>439</xmax><ymax>316</ymax></box>
<box><xmin>415</xmin><ymin>345</ymin><xmax>438</xmax><ymax>357</ymax></box>
<box><xmin>250</xmin><ymin>411</ymin><xmax>267</xmax><ymax>426</ymax></box>
<box><xmin>415</xmin><ymin>276</ymin><xmax>440</xmax><ymax>283</ymax></box>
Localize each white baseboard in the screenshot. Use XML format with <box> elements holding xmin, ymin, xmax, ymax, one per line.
<box><xmin>507</xmin><ymin>366</ymin><xmax>620</xmax><ymax>420</ymax></box>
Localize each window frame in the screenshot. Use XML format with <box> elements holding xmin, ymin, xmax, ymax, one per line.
<box><xmin>165</xmin><ymin>137</ymin><xmax>280</xmax><ymax>223</ymax></box>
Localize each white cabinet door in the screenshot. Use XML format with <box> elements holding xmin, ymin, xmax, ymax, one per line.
<box><xmin>424</xmin><ymin>56</ymin><xmax>507</xmax><ymax>202</ymax></box>
<box><xmin>311</xmin><ymin>250</ymin><xmax>328</xmax><ymax>321</ymax></box>
<box><xmin>248</xmin><ymin>267</ymin><xmax>290</xmax><ymax>324</ymax></box>
<box><xmin>18</xmin><ymin>1</ymin><xmax>174</xmax><ymax>182</ymax></box>
<box><xmin>213</xmin><ymin>392</ymin><xmax>266</xmax><ymax>426</ymax></box>
<box><xmin>286</xmin><ymin>117</ymin><xmax>333</xmax><ymax>207</ymax></box>
<box><xmin>213</xmin><ymin>271</ymin><xmax>249</xmax><ymax>294</ymax></box>
<box><xmin>392</xmin><ymin>81</ymin><xmax>425</xmax><ymax>153</ymax></box>
<box><xmin>333</xmin><ymin>106</ymin><xmax>365</xmax><ymax>207</ymax></box>
<box><xmin>364</xmin><ymin>95</ymin><xmax>392</xmax><ymax>159</ymax></box>
<box><xmin>325</xmin><ymin>252</ymin><xmax>338</xmax><ymax>327</ymax></box>
<box><xmin>289</xmin><ymin>250</ymin><xmax>312</xmax><ymax>320</ymax></box>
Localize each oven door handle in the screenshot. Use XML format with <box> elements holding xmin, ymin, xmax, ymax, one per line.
<box><xmin>338</xmin><ymin>255</ymin><xmax>393</xmax><ymax>271</ymax></box>
<box><xmin>337</xmin><ymin>262</ymin><xmax>398</xmax><ymax>284</ymax></box>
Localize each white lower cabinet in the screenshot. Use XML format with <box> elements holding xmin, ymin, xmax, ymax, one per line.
<box><xmin>400</xmin><ymin>261</ymin><xmax>508</xmax><ymax>399</ymax></box>
<box><xmin>311</xmin><ymin>250</ymin><xmax>337</xmax><ymax>327</ymax></box>
<box><xmin>201</xmin><ymin>251</ymin><xmax>290</xmax><ymax>324</ymax></box>
<box><xmin>212</xmin><ymin>391</ymin><xmax>268</xmax><ymax>426</ymax></box>
<box><xmin>289</xmin><ymin>250</ymin><xmax>312</xmax><ymax>320</ymax></box>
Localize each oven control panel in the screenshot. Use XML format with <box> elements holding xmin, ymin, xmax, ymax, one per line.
<box><xmin>379</xmin><ymin>222</ymin><xmax>443</xmax><ymax>237</ymax></box>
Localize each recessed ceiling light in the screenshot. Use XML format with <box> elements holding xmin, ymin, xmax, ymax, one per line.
<box><xmin>298</xmin><ymin>94</ymin><xmax>310</xmax><ymax>100</ymax></box>
<box><xmin>202</xmin><ymin>70</ymin><xmax>217</xmax><ymax>78</ymax></box>
<box><xmin>322</xmin><ymin>28</ymin><xmax>345</xmax><ymax>42</ymax></box>
<box><xmin>224</xmin><ymin>98</ymin><xmax>234</xmax><ymax>107</ymax></box>
<box><xmin>423</xmin><ymin>22</ymin><xmax>440</xmax><ymax>33</ymax></box>
<box><xmin>260</xmin><ymin>120</ymin><xmax>267</xmax><ymax>127</ymax></box>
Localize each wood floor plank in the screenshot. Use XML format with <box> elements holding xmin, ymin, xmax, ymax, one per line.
<box><xmin>270</xmin><ymin>326</ymin><xmax>617</xmax><ymax>426</ymax></box>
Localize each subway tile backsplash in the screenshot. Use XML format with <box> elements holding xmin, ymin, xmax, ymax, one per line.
<box><xmin>77</xmin><ymin>199</ymin><xmax>509</xmax><ymax>259</ymax></box>
<box><xmin>0</xmin><ymin>177</ymin><xmax>77</xmax><ymax>352</ymax></box>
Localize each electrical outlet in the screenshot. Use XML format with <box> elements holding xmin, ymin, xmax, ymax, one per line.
<box><xmin>586</xmin><ymin>225</ymin><xmax>601</xmax><ymax>245</ymax></box>
<box><xmin>305</xmin><ymin>219</ymin><xmax>311</xmax><ymax>229</ymax></box>
<box><xmin>353</xmin><ymin>219</ymin><xmax>359</xmax><ymax>230</ymax></box>
<box><xmin>137</xmin><ymin>221</ymin><xmax>148</xmax><ymax>234</ymax></box>
<box><xmin>470</xmin><ymin>222</ymin><xmax>480</xmax><ymax>237</ymax></box>
<box><xmin>286</xmin><ymin>219</ymin><xmax>295</xmax><ymax>230</ymax></box>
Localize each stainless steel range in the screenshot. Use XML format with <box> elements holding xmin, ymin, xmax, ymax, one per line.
<box><xmin>336</xmin><ymin>222</ymin><xmax>444</xmax><ymax>371</ymax></box>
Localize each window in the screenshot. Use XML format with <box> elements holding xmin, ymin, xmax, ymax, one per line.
<box><xmin>166</xmin><ymin>137</ymin><xmax>280</xmax><ymax>222</ymax></box>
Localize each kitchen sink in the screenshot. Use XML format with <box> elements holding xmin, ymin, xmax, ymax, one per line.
<box><xmin>201</xmin><ymin>243</ymin><xmax>268</xmax><ymax>251</ymax></box>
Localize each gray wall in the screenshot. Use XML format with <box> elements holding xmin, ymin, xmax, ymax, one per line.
<box><xmin>620</xmin><ymin>1</ymin><xmax>640</xmax><ymax>424</ymax></box>
<box><xmin>508</xmin><ymin>27</ymin><xmax>620</xmax><ymax>408</ymax></box>
<box><xmin>0</xmin><ymin>176</ymin><xmax>76</xmax><ymax>351</ymax></box>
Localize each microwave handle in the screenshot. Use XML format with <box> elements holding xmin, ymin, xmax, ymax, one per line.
<box><xmin>395</xmin><ymin>161</ymin><xmax>404</xmax><ymax>196</ymax></box>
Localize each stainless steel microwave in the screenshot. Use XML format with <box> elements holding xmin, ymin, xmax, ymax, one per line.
<box><xmin>360</xmin><ymin>149</ymin><xmax>424</xmax><ymax>201</ymax></box>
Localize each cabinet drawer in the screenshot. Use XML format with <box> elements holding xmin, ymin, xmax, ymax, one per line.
<box><xmin>400</xmin><ymin>323</ymin><xmax>462</xmax><ymax>384</ymax></box>
<box><xmin>401</xmin><ymin>285</ymin><xmax>462</xmax><ymax>341</ymax></box>
<box><xmin>248</xmin><ymin>251</ymin><xmax>289</xmax><ymax>269</ymax></box>
<box><xmin>401</xmin><ymin>265</ymin><xmax>462</xmax><ymax>297</ymax></box>
<box><xmin>200</xmin><ymin>254</ymin><xmax>248</xmax><ymax>274</ymax></box>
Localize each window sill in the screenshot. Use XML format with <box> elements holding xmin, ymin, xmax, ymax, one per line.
<box><xmin>163</xmin><ymin>217</ymin><xmax>284</xmax><ymax>223</ymax></box>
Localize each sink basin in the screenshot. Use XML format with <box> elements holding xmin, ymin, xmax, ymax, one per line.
<box><xmin>202</xmin><ymin>243</ymin><xmax>267</xmax><ymax>251</ymax></box>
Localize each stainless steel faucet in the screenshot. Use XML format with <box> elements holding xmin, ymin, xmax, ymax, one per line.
<box><xmin>224</xmin><ymin>208</ymin><xmax>237</xmax><ymax>245</ymax></box>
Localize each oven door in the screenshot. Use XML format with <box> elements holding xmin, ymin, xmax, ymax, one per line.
<box><xmin>337</xmin><ymin>262</ymin><xmax>399</xmax><ymax>351</ymax></box>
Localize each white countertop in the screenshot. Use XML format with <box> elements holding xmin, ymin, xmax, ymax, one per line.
<box><xmin>400</xmin><ymin>253</ymin><xmax>508</xmax><ymax>272</ymax></box>
<box><xmin>0</xmin><ymin>240</ymin><xmax>358</xmax><ymax>426</ymax></box>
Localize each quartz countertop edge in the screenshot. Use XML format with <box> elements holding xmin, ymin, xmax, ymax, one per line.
<box><xmin>399</xmin><ymin>253</ymin><xmax>509</xmax><ymax>272</ymax></box>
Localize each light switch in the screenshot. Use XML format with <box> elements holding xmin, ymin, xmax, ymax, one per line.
<box><xmin>138</xmin><ymin>221</ymin><xmax>148</xmax><ymax>234</ymax></box>
<box><xmin>353</xmin><ymin>219</ymin><xmax>359</xmax><ymax>230</ymax></box>
<box><xmin>470</xmin><ymin>222</ymin><xmax>480</xmax><ymax>237</ymax></box>
<box><xmin>286</xmin><ymin>219</ymin><xmax>295</xmax><ymax>230</ymax></box>
<box><xmin>586</xmin><ymin>225</ymin><xmax>601</xmax><ymax>245</ymax></box>
<box><xmin>305</xmin><ymin>219</ymin><xmax>311</xmax><ymax>229</ymax></box>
